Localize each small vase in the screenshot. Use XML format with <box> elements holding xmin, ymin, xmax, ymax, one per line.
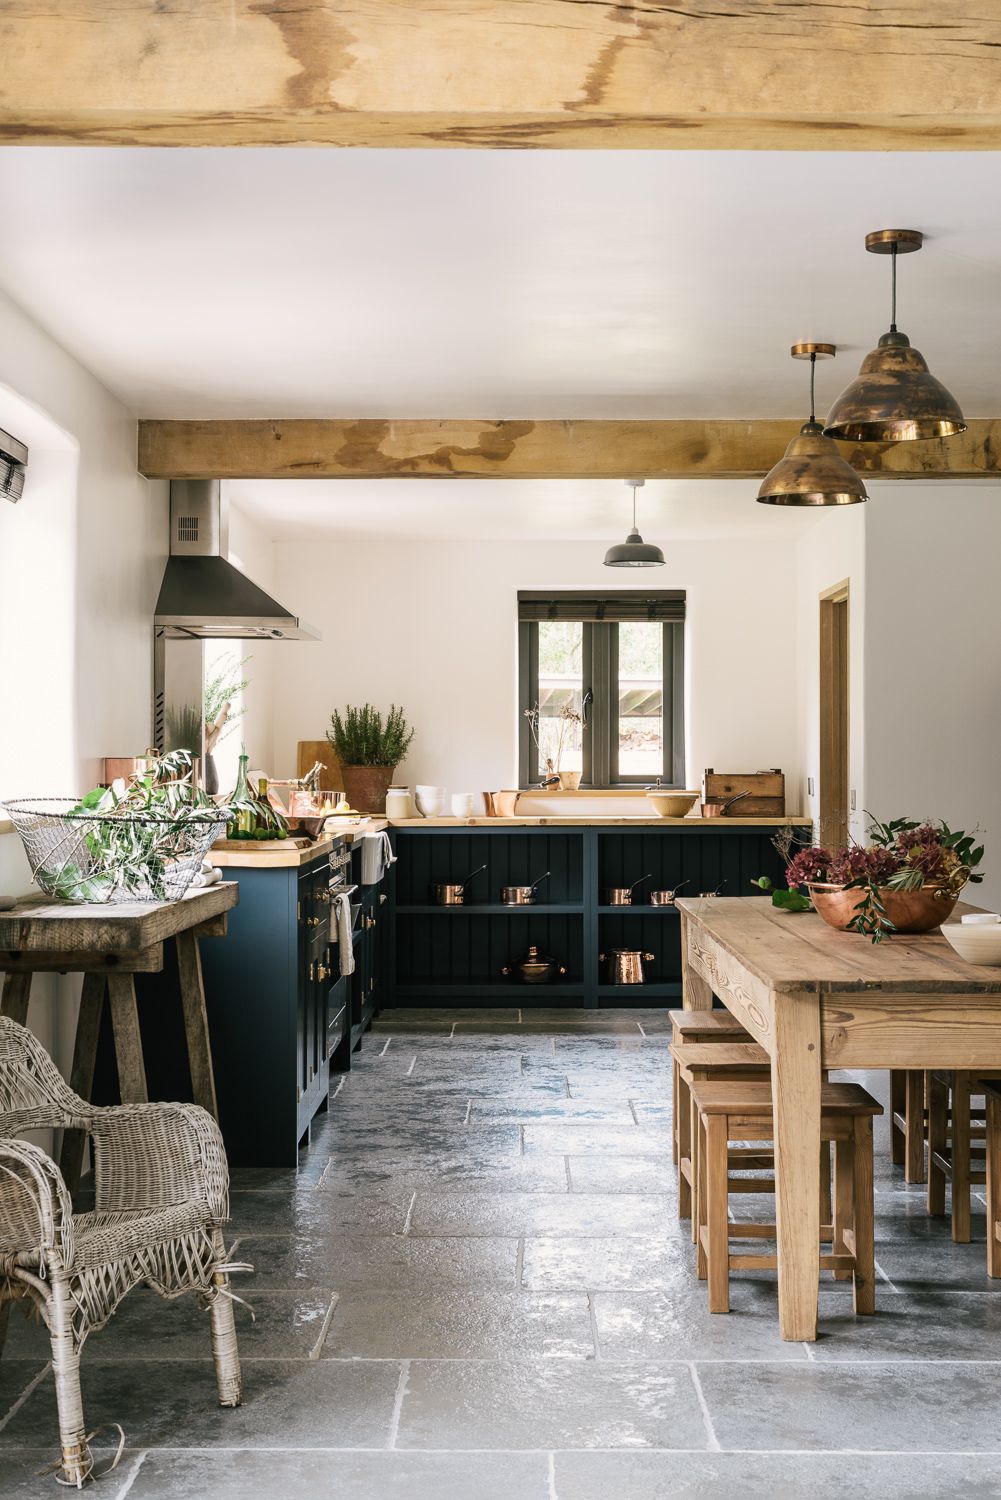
<box><xmin>558</xmin><ymin>771</ymin><xmax>582</xmax><ymax>792</ymax></box>
<box><xmin>806</xmin><ymin>882</ymin><xmax>959</xmax><ymax>936</ymax></box>
<box><xmin>342</xmin><ymin>765</ymin><xmax>396</xmax><ymax>814</ymax></box>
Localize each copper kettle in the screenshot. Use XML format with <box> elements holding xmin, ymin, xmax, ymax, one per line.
<box><xmin>501</xmin><ymin>945</ymin><xmax>568</xmax><ymax>985</ymax></box>
<box><xmin>598</xmin><ymin>948</ymin><xmax>656</xmax><ymax>985</ymax></box>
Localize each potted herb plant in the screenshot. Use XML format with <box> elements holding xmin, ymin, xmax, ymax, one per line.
<box><xmin>781</xmin><ymin>816</ymin><xmax>984</xmax><ymax>943</ymax></box>
<box><xmin>327</xmin><ymin>704</ymin><xmax>415</xmax><ymax>814</ymax></box>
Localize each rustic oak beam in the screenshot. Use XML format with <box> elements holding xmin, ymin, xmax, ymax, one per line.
<box><xmin>2</xmin><ymin>2</ymin><xmax>1001</xmax><ymax>149</ymax></box>
<box><xmin>137</xmin><ymin>418</ymin><xmax>1001</xmax><ymax>482</ymax></box>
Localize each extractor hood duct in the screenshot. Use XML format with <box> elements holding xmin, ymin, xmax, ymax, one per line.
<box><xmin>155</xmin><ymin>481</ymin><xmax>319</xmax><ymax>641</ymax></box>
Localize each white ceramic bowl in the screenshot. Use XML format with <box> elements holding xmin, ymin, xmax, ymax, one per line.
<box><xmin>451</xmin><ymin>792</ymin><xmax>477</xmax><ymax>818</ymax></box>
<box><xmin>940</xmin><ymin>921</ymin><xmax>1001</xmax><ymax>967</ymax></box>
<box><xmin>415</xmin><ymin>785</ymin><xmax>447</xmax><ymax>818</ymax></box>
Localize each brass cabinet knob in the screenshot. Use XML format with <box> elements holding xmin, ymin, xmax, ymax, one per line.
<box><xmin>317</xmin><ymin>963</ymin><xmax>331</xmax><ymax>983</ymax></box>
<box><xmin>308</xmin><ymin>915</ymin><xmax>321</xmax><ymax>927</ymax></box>
<box><xmin>317</xmin><ymin>889</ymin><xmax>331</xmax><ymax>903</ymax></box>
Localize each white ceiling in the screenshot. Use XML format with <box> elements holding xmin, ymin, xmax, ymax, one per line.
<box><xmin>0</xmin><ymin>149</ymin><xmax>998</xmax><ymax>420</ymax></box>
<box><xmin>227</xmin><ymin>476</ymin><xmax>842</xmax><ymax>543</ymax></box>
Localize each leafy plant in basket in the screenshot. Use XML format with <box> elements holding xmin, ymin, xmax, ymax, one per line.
<box><xmin>3</xmin><ymin>751</ymin><xmax>231</xmax><ymax>904</ymax></box>
<box><xmin>767</xmin><ymin>817</ymin><xmax>985</xmax><ymax>944</ymax></box>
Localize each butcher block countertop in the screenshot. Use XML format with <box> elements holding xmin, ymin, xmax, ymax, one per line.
<box><xmin>209</xmin><ymin>820</ymin><xmax>388</xmax><ymax>869</ymax></box>
<box><xmin>388</xmin><ymin>816</ymin><xmax>810</xmax><ymax>828</ymax></box>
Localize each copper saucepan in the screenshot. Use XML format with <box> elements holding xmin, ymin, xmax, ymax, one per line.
<box><xmin>432</xmin><ymin>864</ymin><xmax>487</xmax><ymax>906</ymax></box>
<box><xmin>649</xmin><ymin>880</ymin><xmax>689</xmax><ymax>906</ymax></box>
<box><xmin>605</xmin><ymin>873</ymin><xmax>653</xmax><ymax>906</ymax></box>
<box><xmin>701</xmin><ymin>790</ymin><xmax>751</xmax><ymax>818</ymax></box>
<box><xmin>500</xmin><ymin>871</ymin><xmax>550</xmax><ymax>905</ymax></box>
<box><xmin>598</xmin><ymin>949</ymin><xmax>656</xmax><ymax>985</ymax></box>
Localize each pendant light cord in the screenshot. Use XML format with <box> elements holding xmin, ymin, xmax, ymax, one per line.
<box><xmin>809</xmin><ymin>352</ymin><xmax>817</xmax><ymax>423</ymax></box>
<box><xmin>890</xmin><ymin>244</ymin><xmax>897</xmax><ymax>332</ymax></box>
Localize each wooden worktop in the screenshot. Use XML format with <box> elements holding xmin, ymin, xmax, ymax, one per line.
<box><xmin>389</xmin><ymin>815</ymin><xmax>810</xmax><ymax>828</ymax></box>
<box><xmin>209</xmin><ymin>820</ymin><xmax>388</xmax><ymax>869</ymax></box>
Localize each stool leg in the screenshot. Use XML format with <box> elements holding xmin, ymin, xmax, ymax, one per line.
<box><xmin>851</xmin><ymin>1116</ymin><xmax>876</xmax><ymax>1316</ymax></box>
<box><xmin>927</xmin><ymin>1072</ymin><xmax>948</xmax><ymax>1217</ymax></box>
<box><xmin>696</xmin><ymin>1113</ymin><xmax>708</xmax><ymax>1281</ymax></box>
<box><xmin>689</xmin><ymin>1089</ymin><xmax>700</xmax><ymax>1244</ymax></box>
<box><xmin>677</xmin><ymin>1071</ymin><xmax>692</xmax><ymax>1220</ymax></box>
<box><xmin>987</xmin><ymin>1091</ymin><xmax>1001</xmax><ymax>1279</ymax></box>
<box><xmin>705</xmin><ymin>1114</ymin><xmax>730</xmax><ymax>1314</ymax></box>
<box><xmin>832</xmin><ymin>1134</ymin><xmax>853</xmax><ymax>1281</ymax></box>
<box><xmin>952</xmin><ymin>1072</ymin><xmax>972</xmax><ymax>1244</ymax></box>
<box><xmin>820</xmin><ymin>1139</ymin><xmax>833</xmax><ymax>1234</ymax></box>
<box><xmin>904</xmin><ymin>1070</ymin><xmax>926</xmax><ymax>1183</ymax></box>
<box><xmin>890</xmin><ymin>1070</ymin><xmax>906</xmax><ymax>1166</ymax></box>
<box><xmin>672</xmin><ymin>1055</ymin><xmax>680</xmax><ymax>1166</ymax></box>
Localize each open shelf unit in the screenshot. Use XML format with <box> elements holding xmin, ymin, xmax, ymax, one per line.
<box><xmin>388</xmin><ymin>822</ymin><xmax>797</xmax><ymax>1010</ymax></box>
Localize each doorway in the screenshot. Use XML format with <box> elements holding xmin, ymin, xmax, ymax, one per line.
<box><xmin>819</xmin><ymin>582</ymin><xmax>849</xmax><ymax>849</ymax></box>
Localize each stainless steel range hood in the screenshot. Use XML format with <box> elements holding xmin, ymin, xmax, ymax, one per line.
<box><xmin>154</xmin><ymin>480</ymin><xmax>319</xmax><ymax>641</ymax></box>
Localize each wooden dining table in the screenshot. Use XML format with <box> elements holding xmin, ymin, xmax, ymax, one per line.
<box><xmin>676</xmin><ymin>894</ymin><xmax>1001</xmax><ymax>1341</ymax></box>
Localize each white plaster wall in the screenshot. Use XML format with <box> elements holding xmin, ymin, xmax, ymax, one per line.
<box><xmin>267</xmin><ymin>536</ymin><xmax>805</xmax><ymax>800</ymax></box>
<box><xmin>222</xmin><ymin>501</ymin><xmax>278</xmax><ymax>781</ymax></box>
<box><xmin>863</xmin><ymin>483</ymin><xmax>1001</xmax><ymax>909</ymax></box>
<box><xmin>0</xmin><ymin>287</ymin><xmax>165</xmax><ymax>1074</ymax></box>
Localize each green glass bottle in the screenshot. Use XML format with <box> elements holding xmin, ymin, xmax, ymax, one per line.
<box><xmin>230</xmin><ymin>752</ymin><xmax>255</xmax><ymax>838</ymax></box>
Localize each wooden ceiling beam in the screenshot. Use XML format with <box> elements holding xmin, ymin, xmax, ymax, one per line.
<box><xmin>137</xmin><ymin>418</ymin><xmax>1001</xmax><ymax>481</ymax></box>
<box><xmin>2</xmin><ymin>2</ymin><xmax>1000</xmax><ymax>149</ymax></box>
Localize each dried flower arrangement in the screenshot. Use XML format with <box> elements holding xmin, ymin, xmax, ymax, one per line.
<box><xmin>756</xmin><ymin>816</ymin><xmax>985</xmax><ymax>943</ymax></box>
<box><xmin>523</xmin><ymin>701</ymin><xmax>584</xmax><ymax>786</ymax></box>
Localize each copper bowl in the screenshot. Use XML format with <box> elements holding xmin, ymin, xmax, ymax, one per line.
<box><xmin>806</xmin><ymin>882</ymin><xmax>959</xmax><ymax>936</ymax></box>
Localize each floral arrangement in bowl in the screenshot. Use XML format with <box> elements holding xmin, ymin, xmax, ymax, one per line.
<box><xmin>782</xmin><ymin>816</ymin><xmax>984</xmax><ymax>943</ymax></box>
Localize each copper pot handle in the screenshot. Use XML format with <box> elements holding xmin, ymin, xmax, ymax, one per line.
<box><xmin>644</xmin><ymin>952</ymin><xmax>656</xmax><ymax>961</ymax></box>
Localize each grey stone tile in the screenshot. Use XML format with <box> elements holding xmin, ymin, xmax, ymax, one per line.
<box><xmin>873</xmin><ymin>1223</ymin><xmax>993</xmax><ymax>1292</ymax></box>
<box><xmin>321</xmin><ymin>1288</ymin><xmax>593</xmax><ymax>1358</ymax></box>
<box><xmin>410</xmin><ymin>1191</ymin><xmax>672</xmax><ymax>1237</ymax></box>
<box><xmin>592</xmin><ymin>1289</ymin><xmax>808</xmax><ymax>1361</ymax></box>
<box><xmin>126</xmin><ymin>1449</ymin><xmax>552</xmax><ymax>1499</ymax></box>
<box><xmin>813</xmin><ymin>1288</ymin><xmax>1001</xmax><ymax>1359</ymax></box>
<box><xmin>319</xmin><ymin>1157</ymin><xmax>568</xmax><ymax>1194</ymax></box>
<box><xmin>375</xmin><ymin>1007</ymin><xmax>521</xmax><ymax>1028</ymax></box>
<box><xmin>698</xmin><ymin>1360</ymin><xmax>1001</xmax><ymax>1451</ymax></box>
<box><xmin>521</xmin><ymin>1235</ymin><xmax>701</xmax><ymax>1292</ymax></box>
<box><xmin>469</xmin><ymin>1099</ymin><xmax>634</xmax><ymax>1123</ymax></box>
<box><xmin>522</xmin><ymin>1123</ymin><xmax>672</xmax><ymax>1157</ymax></box>
<box><xmin>233</xmin><ymin>1233</ymin><xmax>519</xmax><ymax>1290</ymax></box>
<box><xmin>1</xmin><ymin>1359</ymin><xmax>401</xmax><ymax>1450</ymax></box>
<box><xmin>567</xmin><ymin>1156</ymin><xmax>677</xmax><ymax>1194</ymax></box>
<box><xmin>2</xmin><ymin>1288</ymin><xmax>333</xmax><ymax>1362</ymax></box>
<box><xmin>554</xmin><ymin>1451</ymin><xmax>1001</xmax><ymax>1499</ymax></box>
<box><xmin>396</xmin><ymin>1358</ymin><xmax>707</xmax><ymax>1450</ymax></box>
<box><xmin>226</xmin><ymin>1189</ymin><xmax>412</xmax><ymax>1236</ymax></box>
<box><xmin>228</xmin><ymin>1157</ymin><xmax>331</xmax><ymax>1190</ymax></box>
<box><xmin>0</xmin><ymin>1449</ymin><xmax>145</xmax><ymax>1500</ymax></box>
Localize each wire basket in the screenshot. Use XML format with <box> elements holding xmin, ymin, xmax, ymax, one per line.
<box><xmin>2</xmin><ymin>798</ymin><xmax>229</xmax><ymax>905</ymax></box>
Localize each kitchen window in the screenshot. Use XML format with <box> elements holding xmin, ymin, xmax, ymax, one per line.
<box><xmin>518</xmin><ymin>592</ymin><xmax>685</xmax><ymax>788</ymax></box>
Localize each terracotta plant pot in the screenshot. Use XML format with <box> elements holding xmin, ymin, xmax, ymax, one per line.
<box><xmin>341</xmin><ymin>765</ymin><xmax>396</xmax><ymax>814</ymax></box>
<box><xmin>806</xmin><ymin>882</ymin><xmax>959</xmax><ymax>936</ymax></box>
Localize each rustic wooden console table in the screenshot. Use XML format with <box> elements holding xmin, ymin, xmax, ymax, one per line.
<box><xmin>0</xmin><ymin>883</ymin><xmax>238</xmax><ymax>1188</ymax></box>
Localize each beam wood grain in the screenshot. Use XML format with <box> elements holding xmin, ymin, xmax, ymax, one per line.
<box><xmin>3</xmin><ymin>3</ymin><xmax>1001</xmax><ymax>149</ymax></box>
<box><xmin>137</xmin><ymin>419</ymin><xmax>1001</xmax><ymax>482</ymax></box>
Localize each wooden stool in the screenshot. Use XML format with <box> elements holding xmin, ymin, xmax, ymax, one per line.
<box><xmin>984</xmin><ymin>1082</ymin><xmax>1001</xmax><ymax>1278</ymax></box>
<box><xmin>670</xmin><ymin>1041</ymin><xmax>771</xmax><ymax>1227</ymax></box>
<box><xmin>927</xmin><ymin>1070</ymin><xmax>1001</xmax><ymax>1242</ymax></box>
<box><xmin>890</xmin><ymin>1069</ymin><xmax>928</xmax><ymax>1183</ymax></box>
<box><xmin>690</xmin><ymin>1078</ymin><xmax>881</xmax><ymax>1317</ymax></box>
<box><xmin>668</xmin><ymin>1008</ymin><xmax>749</xmax><ymax>1165</ymax></box>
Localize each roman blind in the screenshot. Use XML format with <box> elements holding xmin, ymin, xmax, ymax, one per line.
<box><xmin>517</xmin><ymin>591</ymin><xmax>685</xmax><ymax>623</ymax></box>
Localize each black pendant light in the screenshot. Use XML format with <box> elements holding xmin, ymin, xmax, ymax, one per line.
<box><xmin>824</xmin><ymin>230</ymin><xmax>966</xmax><ymax>443</ymax></box>
<box><xmin>757</xmin><ymin>344</ymin><xmax>868</xmax><ymax>507</ymax></box>
<box><xmin>603</xmin><ymin>479</ymin><xmax>664</xmax><ymax>568</ymax></box>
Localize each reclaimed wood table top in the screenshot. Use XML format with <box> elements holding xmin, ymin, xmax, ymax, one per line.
<box><xmin>675</xmin><ymin>895</ymin><xmax>1000</xmax><ymax>994</ymax></box>
<box><xmin>0</xmin><ymin>882</ymin><xmax>238</xmax><ymax>954</ymax></box>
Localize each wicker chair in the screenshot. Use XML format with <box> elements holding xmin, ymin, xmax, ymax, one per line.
<box><xmin>0</xmin><ymin>1015</ymin><xmax>244</xmax><ymax>1486</ymax></box>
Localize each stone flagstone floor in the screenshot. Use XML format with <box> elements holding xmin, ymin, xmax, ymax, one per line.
<box><xmin>3</xmin><ymin>1008</ymin><xmax>1001</xmax><ymax>1497</ymax></box>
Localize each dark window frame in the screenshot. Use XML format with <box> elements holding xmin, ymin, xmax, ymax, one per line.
<box><xmin>518</xmin><ymin>606</ymin><xmax>685</xmax><ymax>790</ymax></box>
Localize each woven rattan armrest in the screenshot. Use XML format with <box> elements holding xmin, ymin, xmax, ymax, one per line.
<box><xmin>89</xmin><ymin>1101</ymin><xmax>229</xmax><ymax>1220</ymax></box>
<box><xmin>0</xmin><ymin>1137</ymin><xmax>75</xmax><ymax>1270</ymax></box>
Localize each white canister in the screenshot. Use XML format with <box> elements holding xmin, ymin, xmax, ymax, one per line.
<box><xmin>451</xmin><ymin>792</ymin><xmax>477</xmax><ymax>818</ymax></box>
<box><xmin>385</xmin><ymin>787</ymin><xmax>414</xmax><ymax>819</ymax></box>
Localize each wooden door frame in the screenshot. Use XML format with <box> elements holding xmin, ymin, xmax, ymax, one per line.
<box><xmin>819</xmin><ymin>582</ymin><xmax>850</xmax><ymax>850</ymax></box>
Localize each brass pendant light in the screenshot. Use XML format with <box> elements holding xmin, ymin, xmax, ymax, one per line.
<box><xmin>603</xmin><ymin>479</ymin><xmax>665</xmax><ymax>567</ymax></box>
<box><xmin>824</xmin><ymin>230</ymin><xmax>966</xmax><ymax>443</ymax></box>
<box><xmin>757</xmin><ymin>344</ymin><xmax>867</xmax><ymax>507</ymax></box>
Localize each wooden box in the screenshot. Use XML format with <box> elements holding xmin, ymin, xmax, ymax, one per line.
<box><xmin>702</xmin><ymin>768</ymin><xmax>785</xmax><ymax>817</ymax></box>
